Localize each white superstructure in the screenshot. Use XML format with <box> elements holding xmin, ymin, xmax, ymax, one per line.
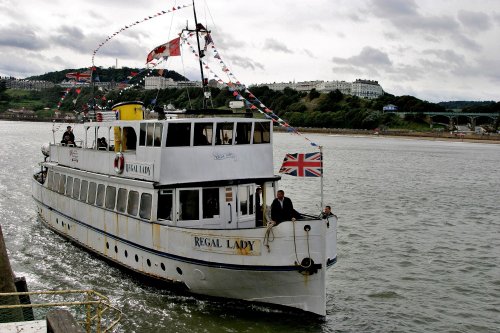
<box><xmin>32</xmin><ymin>102</ymin><xmax>337</xmax><ymax>316</ymax></box>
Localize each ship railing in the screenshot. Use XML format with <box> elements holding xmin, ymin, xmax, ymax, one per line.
<box><xmin>0</xmin><ymin>289</ymin><xmax>122</xmax><ymax>332</ymax></box>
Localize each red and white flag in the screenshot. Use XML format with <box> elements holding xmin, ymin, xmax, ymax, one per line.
<box><xmin>279</xmin><ymin>152</ymin><xmax>323</xmax><ymax>177</ymax></box>
<box><xmin>146</xmin><ymin>37</ymin><xmax>181</xmax><ymax>63</ymax></box>
<box><xmin>65</xmin><ymin>70</ymin><xmax>92</xmax><ymax>82</ymax></box>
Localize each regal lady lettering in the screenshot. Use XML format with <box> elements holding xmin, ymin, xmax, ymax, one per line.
<box><xmin>194</xmin><ymin>236</ymin><xmax>223</xmax><ymax>248</ymax></box>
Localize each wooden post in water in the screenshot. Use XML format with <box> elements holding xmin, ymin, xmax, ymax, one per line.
<box><xmin>0</xmin><ymin>225</ymin><xmax>24</xmax><ymax>322</ymax></box>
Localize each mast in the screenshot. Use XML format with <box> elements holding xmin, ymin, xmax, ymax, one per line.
<box><xmin>191</xmin><ymin>0</ymin><xmax>209</xmax><ymax>109</ymax></box>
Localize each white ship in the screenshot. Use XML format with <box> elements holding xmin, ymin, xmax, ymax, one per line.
<box><xmin>31</xmin><ymin>2</ymin><xmax>337</xmax><ymax>316</ymax></box>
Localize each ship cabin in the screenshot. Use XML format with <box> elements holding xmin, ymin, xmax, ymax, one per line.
<box><xmin>43</xmin><ymin>106</ymin><xmax>281</xmax><ymax>230</ymax></box>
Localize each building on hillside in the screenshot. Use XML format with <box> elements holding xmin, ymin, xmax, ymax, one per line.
<box><xmin>350</xmin><ymin>79</ymin><xmax>384</xmax><ymax>99</ymax></box>
<box><xmin>144</xmin><ymin>77</ymin><xmax>201</xmax><ymax>90</ymax></box>
<box><xmin>4</xmin><ymin>78</ymin><xmax>54</xmax><ymax>91</ymax></box>
<box><xmin>382</xmin><ymin>104</ymin><xmax>398</xmax><ymax>112</ymax></box>
<box><xmin>253</xmin><ymin>79</ymin><xmax>384</xmax><ymax>99</ymax></box>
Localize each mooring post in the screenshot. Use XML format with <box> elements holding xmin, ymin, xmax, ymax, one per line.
<box><xmin>0</xmin><ymin>225</ymin><xmax>24</xmax><ymax>322</ymax></box>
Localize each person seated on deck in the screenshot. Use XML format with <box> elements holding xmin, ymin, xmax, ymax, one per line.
<box><xmin>270</xmin><ymin>190</ymin><xmax>301</xmax><ymax>224</ymax></box>
<box><xmin>97</xmin><ymin>137</ymin><xmax>108</xmax><ymax>150</ymax></box>
<box><xmin>61</xmin><ymin>126</ymin><xmax>75</xmax><ymax>145</ymax></box>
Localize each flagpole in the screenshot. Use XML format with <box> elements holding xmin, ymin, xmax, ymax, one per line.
<box><xmin>319</xmin><ymin>145</ymin><xmax>324</xmax><ymax>211</ymax></box>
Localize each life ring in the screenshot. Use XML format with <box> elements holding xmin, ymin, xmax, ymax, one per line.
<box><xmin>114</xmin><ymin>152</ymin><xmax>124</xmax><ymax>174</ymax></box>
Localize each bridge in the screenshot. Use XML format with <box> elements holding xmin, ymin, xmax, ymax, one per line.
<box><xmin>383</xmin><ymin>111</ymin><xmax>500</xmax><ymax>130</ymax></box>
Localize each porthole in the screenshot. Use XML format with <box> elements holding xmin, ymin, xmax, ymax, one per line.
<box><xmin>135</xmin><ymin>254</ymin><xmax>139</xmax><ymax>262</ymax></box>
<box><xmin>61</xmin><ymin>221</ymin><xmax>64</xmax><ymax>227</ymax></box>
<box><xmin>176</xmin><ymin>267</ymin><xmax>183</xmax><ymax>275</ymax></box>
<box><xmin>106</xmin><ymin>242</ymin><xmax>109</xmax><ymax>249</ymax></box>
<box><xmin>147</xmin><ymin>259</ymin><xmax>151</xmax><ymax>267</ymax></box>
<box><xmin>68</xmin><ymin>225</ymin><xmax>71</xmax><ymax>230</ymax></box>
<box><xmin>124</xmin><ymin>250</ymin><xmax>128</xmax><ymax>258</ymax></box>
<box><xmin>56</xmin><ymin>218</ymin><xmax>58</xmax><ymax>224</ymax></box>
<box><xmin>114</xmin><ymin>245</ymin><xmax>118</xmax><ymax>253</ymax></box>
<box><xmin>161</xmin><ymin>263</ymin><xmax>165</xmax><ymax>271</ymax></box>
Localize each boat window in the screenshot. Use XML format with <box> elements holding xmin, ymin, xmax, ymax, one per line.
<box><xmin>116</xmin><ymin>188</ymin><xmax>128</xmax><ymax>213</ymax></box>
<box><xmin>96</xmin><ymin>184</ymin><xmax>105</xmax><ymax>207</ymax></box>
<box><xmin>53</xmin><ymin>173</ymin><xmax>60</xmax><ymax>192</ymax></box>
<box><xmin>127</xmin><ymin>190</ymin><xmax>139</xmax><ymax>216</ymax></box>
<box><xmin>249</xmin><ymin>190</ymin><xmax>254</xmax><ymax>215</ymax></box>
<box><xmin>65</xmin><ymin>176</ymin><xmax>73</xmax><ymax>197</ymax></box>
<box><xmin>47</xmin><ymin>171</ymin><xmax>54</xmax><ymax>190</ymax></box>
<box><xmin>157</xmin><ymin>190</ymin><xmax>173</xmax><ymax>220</ymax></box>
<box><xmin>166</xmin><ymin>123</ymin><xmax>191</xmax><ymax>147</ymax></box>
<box><xmin>123</xmin><ymin>127</ymin><xmax>137</xmax><ymax>151</ymax></box>
<box><xmin>154</xmin><ymin>123</ymin><xmax>163</xmax><ymax>147</ymax></box>
<box><xmin>215</xmin><ymin>122</ymin><xmax>233</xmax><ymax>145</ymax></box>
<box><xmin>139</xmin><ymin>123</ymin><xmax>146</xmax><ymax>146</ymax></box>
<box><xmin>202</xmin><ymin>188</ymin><xmax>219</xmax><ymax>219</ymax></box>
<box><xmin>253</xmin><ymin>121</ymin><xmax>271</xmax><ymax>144</ymax></box>
<box><xmin>139</xmin><ymin>193</ymin><xmax>152</xmax><ymax>219</ymax></box>
<box><xmin>105</xmin><ymin>186</ymin><xmax>116</xmax><ymax>210</ymax></box>
<box><xmin>72</xmin><ymin>178</ymin><xmax>80</xmax><ymax>199</ymax></box>
<box><xmin>194</xmin><ymin>123</ymin><xmax>213</xmax><ymax>146</ymax></box>
<box><xmin>80</xmin><ymin>180</ymin><xmax>88</xmax><ymax>202</ymax></box>
<box><xmin>239</xmin><ymin>186</ymin><xmax>249</xmax><ymax>215</ymax></box>
<box><xmin>179</xmin><ymin>189</ymin><xmax>199</xmax><ymax>220</ymax></box>
<box><xmin>88</xmin><ymin>182</ymin><xmax>97</xmax><ymax>205</ymax></box>
<box><xmin>235</xmin><ymin>122</ymin><xmax>251</xmax><ymax>145</ymax></box>
<box><xmin>146</xmin><ymin>123</ymin><xmax>154</xmax><ymax>146</ymax></box>
<box><xmin>58</xmin><ymin>174</ymin><xmax>66</xmax><ymax>194</ymax></box>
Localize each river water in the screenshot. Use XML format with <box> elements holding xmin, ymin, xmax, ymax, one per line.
<box><xmin>1</xmin><ymin>120</ymin><xmax>499</xmax><ymax>332</ymax></box>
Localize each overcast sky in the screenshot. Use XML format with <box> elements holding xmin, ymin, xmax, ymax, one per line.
<box><xmin>1</xmin><ymin>0</ymin><xmax>499</xmax><ymax>102</ymax></box>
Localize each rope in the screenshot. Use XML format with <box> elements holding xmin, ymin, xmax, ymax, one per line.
<box><xmin>263</xmin><ymin>221</ymin><xmax>275</xmax><ymax>253</ymax></box>
<box><xmin>292</xmin><ymin>218</ymin><xmax>312</xmax><ymax>269</ymax></box>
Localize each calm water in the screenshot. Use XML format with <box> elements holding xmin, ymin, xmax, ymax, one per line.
<box><xmin>1</xmin><ymin>120</ymin><xmax>499</xmax><ymax>332</ymax></box>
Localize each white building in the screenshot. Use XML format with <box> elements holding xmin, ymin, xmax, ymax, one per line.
<box><xmin>350</xmin><ymin>79</ymin><xmax>384</xmax><ymax>99</ymax></box>
<box><xmin>145</xmin><ymin>77</ymin><xmax>201</xmax><ymax>90</ymax></box>
<box><xmin>315</xmin><ymin>80</ymin><xmax>351</xmax><ymax>95</ymax></box>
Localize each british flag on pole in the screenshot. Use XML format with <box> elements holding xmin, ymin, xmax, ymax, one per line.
<box><xmin>279</xmin><ymin>152</ymin><xmax>323</xmax><ymax>177</ymax></box>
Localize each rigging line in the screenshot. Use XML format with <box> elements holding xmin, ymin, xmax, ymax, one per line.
<box><xmin>180</xmin><ymin>40</ymin><xmax>192</xmax><ymax>108</ymax></box>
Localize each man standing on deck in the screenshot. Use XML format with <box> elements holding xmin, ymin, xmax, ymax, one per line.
<box><xmin>61</xmin><ymin>126</ymin><xmax>75</xmax><ymax>145</ymax></box>
<box><xmin>271</xmin><ymin>190</ymin><xmax>300</xmax><ymax>224</ymax></box>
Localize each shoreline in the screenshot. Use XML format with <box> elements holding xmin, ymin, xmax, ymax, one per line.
<box><xmin>275</xmin><ymin>127</ymin><xmax>500</xmax><ymax>144</ymax></box>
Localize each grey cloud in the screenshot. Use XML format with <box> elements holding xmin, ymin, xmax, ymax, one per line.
<box><xmin>457</xmin><ymin>10</ymin><xmax>492</xmax><ymax>32</ymax></box>
<box><xmin>263</xmin><ymin>38</ymin><xmax>293</xmax><ymax>54</ymax></box>
<box><xmin>451</xmin><ymin>34</ymin><xmax>482</xmax><ymax>51</ymax></box>
<box><xmin>226</xmin><ymin>55</ymin><xmax>264</xmax><ymax>71</ymax></box>
<box><xmin>422</xmin><ymin>49</ymin><xmax>466</xmax><ymax>66</ymax></box>
<box><xmin>303</xmin><ymin>49</ymin><xmax>316</xmax><ymax>58</ymax></box>
<box><xmin>0</xmin><ymin>25</ymin><xmax>48</xmax><ymax>50</ymax></box>
<box><xmin>211</xmin><ymin>31</ymin><xmax>245</xmax><ymax>50</ymax></box>
<box><xmin>370</xmin><ymin>0</ymin><xmax>418</xmax><ymax>18</ymax></box>
<box><xmin>333</xmin><ymin>46</ymin><xmax>392</xmax><ymax>67</ymax></box>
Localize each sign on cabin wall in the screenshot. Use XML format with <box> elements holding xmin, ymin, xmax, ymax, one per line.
<box><xmin>192</xmin><ymin>235</ymin><xmax>261</xmax><ymax>256</ymax></box>
<box><xmin>124</xmin><ymin>162</ymin><xmax>154</xmax><ymax>180</ymax></box>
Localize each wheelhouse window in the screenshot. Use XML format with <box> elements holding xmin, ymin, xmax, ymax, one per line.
<box><xmin>253</xmin><ymin>121</ymin><xmax>271</xmax><ymax>144</ymax></box>
<box><xmin>105</xmin><ymin>186</ymin><xmax>116</xmax><ymax>210</ymax></box>
<box><xmin>235</xmin><ymin>122</ymin><xmax>251</xmax><ymax>145</ymax></box>
<box><xmin>139</xmin><ymin>193</ymin><xmax>152</xmax><ymax>219</ymax></box>
<box><xmin>238</xmin><ymin>185</ymin><xmax>254</xmax><ymax>216</ymax></box>
<box><xmin>146</xmin><ymin>123</ymin><xmax>154</xmax><ymax>146</ymax></box>
<box><xmin>123</xmin><ymin>126</ymin><xmax>137</xmax><ymax>150</ymax></box>
<box><xmin>157</xmin><ymin>190</ymin><xmax>173</xmax><ymax>220</ymax></box>
<box><xmin>166</xmin><ymin>123</ymin><xmax>191</xmax><ymax>147</ymax></box>
<box><xmin>127</xmin><ymin>191</ymin><xmax>139</xmax><ymax>216</ymax></box>
<box><xmin>116</xmin><ymin>188</ymin><xmax>127</xmax><ymax>213</ymax></box>
<box><xmin>47</xmin><ymin>171</ymin><xmax>54</xmax><ymax>190</ymax></box>
<box><xmin>179</xmin><ymin>189</ymin><xmax>199</xmax><ymax>220</ymax></box>
<box><xmin>202</xmin><ymin>188</ymin><xmax>219</xmax><ymax>218</ymax></box>
<box><xmin>194</xmin><ymin>123</ymin><xmax>213</xmax><ymax>146</ymax></box>
<box><xmin>153</xmin><ymin>123</ymin><xmax>162</xmax><ymax>147</ymax></box>
<box><xmin>215</xmin><ymin>122</ymin><xmax>234</xmax><ymax>145</ymax></box>
<box><xmin>53</xmin><ymin>173</ymin><xmax>60</xmax><ymax>192</ymax></box>
<box><xmin>139</xmin><ymin>123</ymin><xmax>146</xmax><ymax>146</ymax></box>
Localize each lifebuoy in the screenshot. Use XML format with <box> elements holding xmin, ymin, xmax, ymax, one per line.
<box><xmin>114</xmin><ymin>152</ymin><xmax>124</xmax><ymax>174</ymax></box>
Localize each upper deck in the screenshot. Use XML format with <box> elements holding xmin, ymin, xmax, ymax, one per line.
<box><xmin>48</xmin><ymin>117</ymin><xmax>276</xmax><ymax>186</ymax></box>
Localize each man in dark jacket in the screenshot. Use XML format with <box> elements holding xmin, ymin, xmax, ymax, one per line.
<box><xmin>271</xmin><ymin>190</ymin><xmax>299</xmax><ymax>224</ymax></box>
<box><xmin>61</xmin><ymin>126</ymin><xmax>75</xmax><ymax>145</ymax></box>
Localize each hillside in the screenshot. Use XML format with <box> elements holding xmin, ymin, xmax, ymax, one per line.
<box><xmin>26</xmin><ymin>67</ymin><xmax>188</xmax><ymax>83</ymax></box>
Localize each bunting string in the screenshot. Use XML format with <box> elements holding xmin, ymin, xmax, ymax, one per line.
<box><xmin>181</xmin><ymin>32</ymin><xmax>318</xmax><ymax>147</ymax></box>
<box><xmin>91</xmin><ymin>4</ymin><xmax>192</xmax><ymax>66</ymax></box>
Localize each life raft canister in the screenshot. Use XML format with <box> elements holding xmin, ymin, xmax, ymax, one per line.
<box><xmin>114</xmin><ymin>152</ymin><xmax>124</xmax><ymax>174</ymax></box>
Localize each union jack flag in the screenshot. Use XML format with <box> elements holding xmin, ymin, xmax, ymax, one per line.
<box><xmin>279</xmin><ymin>152</ymin><xmax>323</xmax><ymax>177</ymax></box>
<box><xmin>65</xmin><ymin>70</ymin><xmax>92</xmax><ymax>82</ymax></box>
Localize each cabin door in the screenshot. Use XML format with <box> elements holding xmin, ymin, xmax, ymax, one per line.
<box><xmin>223</xmin><ymin>187</ymin><xmax>237</xmax><ymax>229</ymax></box>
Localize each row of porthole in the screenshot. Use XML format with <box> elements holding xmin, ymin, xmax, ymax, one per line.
<box><xmin>44</xmin><ymin>208</ymin><xmax>184</xmax><ymax>277</ymax></box>
<box><xmin>104</xmin><ymin>241</ymin><xmax>182</xmax><ymax>275</ymax></box>
<box><xmin>55</xmin><ymin>218</ymin><xmax>71</xmax><ymax>230</ymax></box>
